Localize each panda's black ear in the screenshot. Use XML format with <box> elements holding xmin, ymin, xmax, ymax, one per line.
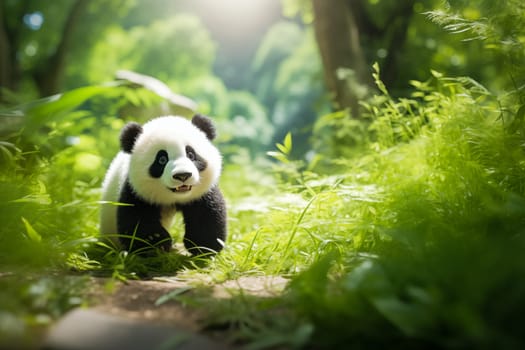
<box><xmin>191</xmin><ymin>114</ymin><xmax>216</xmax><ymax>141</ymax></box>
<box><xmin>120</xmin><ymin>122</ymin><xmax>143</xmax><ymax>153</ymax></box>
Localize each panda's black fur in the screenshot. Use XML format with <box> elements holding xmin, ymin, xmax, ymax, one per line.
<box><xmin>100</xmin><ymin>114</ymin><xmax>227</xmax><ymax>255</ymax></box>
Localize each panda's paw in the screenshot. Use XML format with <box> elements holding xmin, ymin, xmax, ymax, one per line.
<box><xmin>147</xmin><ymin>233</ymin><xmax>172</xmax><ymax>252</ymax></box>
<box><xmin>155</xmin><ymin>238</ymin><xmax>173</xmax><ymax>252</ymax></box>
<box><xmin>120</xmin><ymin>234</ymin><xmax>172</xmax><ymax>254</ymax></box>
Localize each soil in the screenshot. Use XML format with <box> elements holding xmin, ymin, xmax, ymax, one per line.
<box><xmin>90</xmin><ymin>275</ymin><xmax>288</xmax><ymax>326</ymax></box>
<box><xmin>68</xmin><ymin>275</ymin><xmax>290</xmax><ymax>348</ymax></box>
<box><xmin>0</xmin><ymin>273</ymin><xmax>288</xmax><ymax>349</ymax></box>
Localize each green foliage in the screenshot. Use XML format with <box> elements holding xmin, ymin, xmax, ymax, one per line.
<box><xmin>281</xmin><ymin>0</ymin><xmax>313</xmax><ymax>23</ymax></box>
<box><xmin>0</xmin><ymin>275</ymin><xmax>88</xmax><ymax>348</ymax></box>
<box><xmin>426</xmin><ymin>0</ymin><xmax>525</xmax><ymax>95</ymax></box>
<box><xmin>276</xmin><ymin>72</ymin><xmax>524</xmax><ymax>348</ymax></box>
<box><xmin>2</xmin><ymin>2</ymin><xmax>525</xmax><ymax>349</ymax></box>
<box><xmin>83</xmin><ymin>14</ymin><xmax>216</xmax><ymax>87</ymax></box>
<box><xmin>195</xmin><ymin>7</ymin><xmax>525</xmax><ymax>346</ymax></box>
<box><xmin>130</xmin><ymin>15</ymin><xmax>216</xmax><ymax>83</ymax></box>
<box><xmin>251</xmin><ymin>21</ymin><xmax>304</xmax><ymax>107</ymax></box>
<box><xmin>252</xmin><ymin>24</ymin><xmax>328</xmax><ymax>155</ymax></box>
<box><xmin>267</xmin><ymin>132</ymin><xmax>292</xmax><ymax>164</ymax></box>
<box><xmin>221</xmin><ymin>91</ymin><xmax>274</xmax><ymax>155</ymax></box>
<box><xmin>312</xmin><ymin>109</ymin><xmax>369</xmax><ymax>159</ymax></box>
<box><xmin>186</xmin><ymin>75</ymin><xmax>231</xmax><ymax>118</ymax></box>
<box><xmin>0</xmin><ymin>80</ymin><xmax>192</xmax><ymax>343</ymax></box>
<box><xmin>1</xmin><ymin>0</ymin><xmax>134</xmax><ymax>99</ymax></box>
<box><xmin>185</xmin><ymin>59</ymin><xmax>525</xmax><ymax>349</ymax></box>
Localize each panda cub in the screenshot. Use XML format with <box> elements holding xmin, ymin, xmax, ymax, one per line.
<box><xmin>100</xmin><ymin>114</ymin><xmax>227</xmax><ymax>255</ymax></box>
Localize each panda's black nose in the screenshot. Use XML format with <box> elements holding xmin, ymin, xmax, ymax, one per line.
<box><xmin>173</xmin><ymin>172</ymin><xmax>192</xmax><ymax>182</ymax></box>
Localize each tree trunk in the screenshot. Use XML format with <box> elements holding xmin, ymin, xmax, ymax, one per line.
<box><xmin>0</xmin><ymin>0</ymin><xmax>25</xmax><ymax>100</ymax></box>
<box><xmin>381</xmin><ymin>0</ymin><xmax>416</xmax><ymax>87</ymax></box>
<box><xmin>33</xmin><ymin>0</ymin><xmax>89</xmax><ymax>97</ymax></box>
<box><xmin>312</xmin><ymin>0</ymin><xmax>372</xmax><ymax>117</ymax></box>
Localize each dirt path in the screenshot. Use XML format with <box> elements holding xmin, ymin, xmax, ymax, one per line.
<box><xmin>43</xmin><ymin>276</ymin><xmax>288</xmax><ymax>349</ymax></box>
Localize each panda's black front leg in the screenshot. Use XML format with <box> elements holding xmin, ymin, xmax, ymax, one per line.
<box><xmin>117</xmin><ymin>181</ymin><xmax>172</xmax><ymax>253</ymax></box>
<box><xmin>178</xmin><ymin>186</ymin><xmax>227</xmax><ymax>256</ymax></box>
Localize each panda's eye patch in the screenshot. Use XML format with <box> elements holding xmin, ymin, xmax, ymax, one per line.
<box><xmin>186</xmin><ymin>145</ymin><xmax>207</xmax><ymax>171</ymax></box>
<box><xmin>185</xmin><ymin>146</ymin><xmax>196</xmax><ymax>161</ymax></box>
<box><xmin>158</xmin><ymin>154</ymin><xmax>168</xmax><ymax>165</ymax></box>
<box><xmin>149</xmin><ymin>150</ymin><xmax>169</xmax><ymax>178</ymax></box>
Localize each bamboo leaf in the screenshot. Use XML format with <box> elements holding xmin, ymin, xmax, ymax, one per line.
<box><xmin>155</xmin><ymin>286</ymin><xmax>193</xmax><ymax>306</ymax></box>
<box><xmin>21</xmin><ymin>217</ymin><xmax>42</xmax><ymax>243</ymax></box>
<box><xmin>276</xmin><ymin>143</ymin><xmax>289</xmax><ymax>154</ymax></box>
<box><xmin>267</xmin><ymin>151</ymin><xmax>290</xmax><ymax>163</ymax></box>
<box><xmin>283</xmin><ymin>132</ymin><xmax>293</xmax><ymax>152</ymax></box>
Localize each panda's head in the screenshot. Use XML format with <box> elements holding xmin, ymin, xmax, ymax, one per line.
<box><xmin>122</xmin><ymin>114</ymin><xmax>221</xmax><ymax>206</ymax></box>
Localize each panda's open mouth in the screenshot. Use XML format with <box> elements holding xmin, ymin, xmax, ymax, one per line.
<box><xmin>169</xmin><ymin>185</ymin><xmax>192</xmax><ymax>193</ymax></box>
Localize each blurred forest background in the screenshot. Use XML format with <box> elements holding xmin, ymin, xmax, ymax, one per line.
<box><xmin>1</xmin><ymin>0</ymin><xmax>525</xmax><ymax>349</ymax></box>
<box><xmin>2</xmin><ymin>0</ymin><xmax>515</xmax><ymax>156</ymax></box>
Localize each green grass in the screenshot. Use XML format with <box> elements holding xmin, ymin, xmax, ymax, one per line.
<box><xmin>1</xmin><ymin>71</ymin><xmax>525</xmax><ymax>348</ymax></box>
<box><xmin>190</xmin><ymin>73</ymin><xmax>525</xmax><ymax>348</ymax></box>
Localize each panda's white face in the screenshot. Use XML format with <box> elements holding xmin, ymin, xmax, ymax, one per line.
<box><xmin>128</xmin><ymin>116</ymin><xmax>221</xmax><ymax>206</ymax></box>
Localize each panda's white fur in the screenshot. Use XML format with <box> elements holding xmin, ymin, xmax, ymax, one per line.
<box><xmin>99</xmin><ymin>116</ymin><xmax>222</xmax><ymax>240</ymax></box>
<box><xmin>100</xmin><ymin>151</ymin><xmax>129</xmax><ymax>240</ymax></box>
